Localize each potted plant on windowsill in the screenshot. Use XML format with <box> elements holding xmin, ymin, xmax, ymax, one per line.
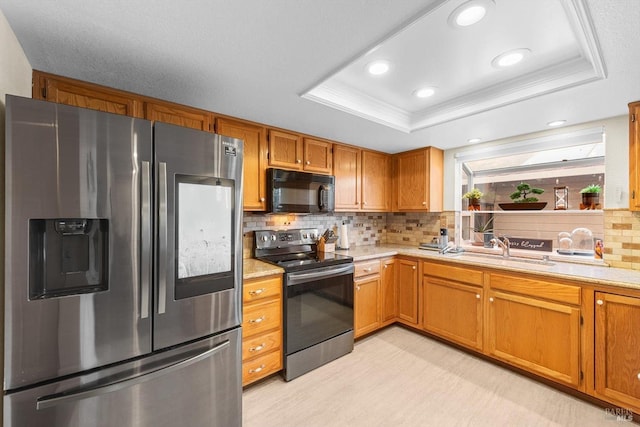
<box><xmin>580</xmin><ymin>184</ymin><xmax>601</xmax><ymax>209</ymax></box>
<box><xmin>463</xmin><ymin>188</ymin><xmax>483</xmax><ymax>211</ymax></box>
<box><xmin>499</xmin><ymin>182</ymin><xmax>546</xmax><ymax>210</ymax></box>
<box><xmin>473</xmin><ymin>216</ymin><xmax>494</xmax><ymax>248</ymax></box>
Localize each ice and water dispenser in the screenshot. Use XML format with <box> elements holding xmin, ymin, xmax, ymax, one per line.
<box><xmin>29</xmin><ymin>218</ymin><xmax>109</xmax><ymax>299</ymax></box>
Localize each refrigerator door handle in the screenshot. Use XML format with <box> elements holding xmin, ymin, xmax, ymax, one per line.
<box><xmin>140</xmin><ymin>161</ymin><xmax>151</xmax><ymax>319</ymax></box>
<box><xmin>36</xmin><ymin>340</ymin><xmax>230</xmax><ymax>410</ymax></box>
<box><xmin>158</xmin><ymin>161</ymin><xmax>168</xmax><ymax>314</ymax></box>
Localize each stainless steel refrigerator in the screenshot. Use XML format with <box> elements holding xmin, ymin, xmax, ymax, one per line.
<box><xmin>4</xmin><ymin>95</ymin><xmax>243</xmax><ymax>427</ymax></box>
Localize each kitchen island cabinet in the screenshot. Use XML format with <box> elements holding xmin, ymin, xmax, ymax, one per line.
<box><xmin>216</xmin><ymin>117</ymin><xmax>268</xmax><ymax>211</ymax></box>
<box><xmin>594</xmin><ymin>291</ymin><xmax>640</xmax><ymax>411</ymax></box>
<box><xmin>242</xmin><ymin>275</ymin><xmax>283</xmax><ymax>386</ymax></box>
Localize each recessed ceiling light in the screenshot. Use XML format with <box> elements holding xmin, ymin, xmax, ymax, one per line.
<box><xmin>367</xmin><ymin>60</ymin><xmax>390</xmax><ymax>76</ymax></box>
<box><xmin>448</xmin><ymin>0</ymin><xmax>495</xmax><ymax>28</ymax></box>
<box><xmin>491</xmin><ymin>48</ymin><xmax>531</xmax><ymax>68</ymax></box>
<box><xmin>468</xmin><ymin>137</ymin><xmax>482</xmax><ymax>143</ymax></box>
<box><xmin>547</xmin><ymin>120</ymin><xmax>567</xmax><ymax>127</ymax></box>
<box><xmin>413</xmin><ymin>87</ymin><xmax>436</xmax><ymax>98</ymax></box>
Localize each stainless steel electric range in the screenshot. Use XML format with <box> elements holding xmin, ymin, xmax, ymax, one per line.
<box><xmin>254</xmin><ymin>229</ymin><xmax>354</xmax><ymax>381</ymax></box>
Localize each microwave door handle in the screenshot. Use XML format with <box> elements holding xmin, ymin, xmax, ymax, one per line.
<box><xmin>318</xmin><ymin>186</ymin><xmax>325</xmax><ymax>210</ymax></box>
<box><xmin>35</xmin><ymin>340</ymin><xmax>230</xmax><ymax>410</ymax></box>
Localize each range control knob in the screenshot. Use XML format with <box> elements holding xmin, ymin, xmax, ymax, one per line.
<box><xmin>261</xmin><ymin>235</ymin><xmax>269</xmax><ymax>242</ymax></box>
<box><xmin>270</xmin><ymin>235</ymin><xmax>277</xmax><ymax>241</ymax></box>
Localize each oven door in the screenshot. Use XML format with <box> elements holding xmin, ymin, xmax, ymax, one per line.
<box><xmin>284</xmin><ymin>263</ymin><xmax>354</xmax><ymax>355</ymax></box>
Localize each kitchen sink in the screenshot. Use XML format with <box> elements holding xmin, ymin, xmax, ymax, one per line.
<box><xmin>443</xmin><ymin>250</ymin><xmax>556</xmax><ymax>266</ymax></box>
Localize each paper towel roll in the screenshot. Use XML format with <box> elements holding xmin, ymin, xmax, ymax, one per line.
<box><xmin>339</xmin><ymin>223</ymin><xmax>350</xmax><ymax>249</ymax></box>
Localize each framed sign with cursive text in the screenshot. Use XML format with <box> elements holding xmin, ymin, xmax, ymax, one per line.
<box><xmin>504</xmin><ymin>237</ymin><xmax>553</xmax><ymax>252</ymax></box>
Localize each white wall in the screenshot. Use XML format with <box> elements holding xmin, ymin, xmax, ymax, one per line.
<box><xmin>0</xmin><ymin>7</ymin><xmax>31</xmax><ymax>425</ymax></box>
<box><xmin>443</xmin><ymin>115</ymin><xmax>629</xmax><ymax>210</ymax></box>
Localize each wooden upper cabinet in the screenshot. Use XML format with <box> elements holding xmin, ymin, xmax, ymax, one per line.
<box><xmin>333</xmin><ymin>145</ymin><xmax>361</xmax><ymax>211</ymax></box>
<box><xmin>268</xmin><ymin>129</ymin><xmax>303</xmax><ymax>170</ymax></box>
<box><xmin>361</xmin><ymin>149</ymin><xmax>391</xmax><ymax>211</ymax></box>
<box><xmin>33</xmin><ymin>70</ymin><xmax>144</xmax><ymax>118</ymax></box>
<box><xmin>594</xmin><ymin>292</ymin><xmax>640</xmax><ymax>411</ymax></box>
<box><xmin>395</xmin><ymin>147</ymin><xmax>443</xmax><ymax>211</ymax></box>
<box><xmin>145</xmin><ymin>101</ymin><xmax>213</xmax><ymax>132</ymax></box>
<box><xmin>303</xmin><ymin>138</ymin><xmax>332</xmax><ymax>174</ymax></box>
<box><xmin>629</xmin><ymin>101</ymin><xmax>640</xmax><ymax>210</ymax></box>
<box><xmin>216</xmin><ymin>117</ymin><xmax>267</xmax><ymax>211</ymax></box>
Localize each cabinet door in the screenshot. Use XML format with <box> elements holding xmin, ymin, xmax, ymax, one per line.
<box><xmin>303</xmin><ymin>138</ymin><xmax>332</xmax><ymax>174</ymax></box>
<box><xmin>333</xmin><ymin>145</ymin><xmax>361</xmax><ymax>211</ymax></box>
<box><xmin>629</xmin><ymin>102</ymin><xmax>640</xmax><ymax>210</ymax></box>
<box><xmin>423</xmin><ymin>277</ymin><xmax>482</xmax><ymax>350</ymax></box>
<box><xmin>354</xmin><ymin>276</ymin><xmax>380</xmax><ymax>338</ymax></box>
<box><xmin>216</xmin><ymin>117</ymin><xmax>267</xmax><ymax>211</ymax></box>
<box><xmin>487</xmin><ymin>290</ymin><xmax>581</xmax><ymax>387</ymax></box>
<box><xmin>145</xmin><ymin>101</ymin><xmax>213</xmax><ymax>131</ymax></box>
<box><xmin>33</xmin><ymin>71</ymin><xmax>143</xmax><ymax>118</ymax></box>
<box><xmin>396</xmin><ymin>147</ymin><xmax>443</xmax><ymax>211</ymax></box>
<box><xmin>380</xmin><ymin>259</ymin><xmax>397</xmax><ymax>324</ymax></box>
<box><xmin>268</xmin><ymin>129</ymin><xmax>303</xmax><ymax>170</ymax></box>
<box><xmin>397</xmin><ymin>258</ymin><xmax>419</xmax><ymax>326</ymax></box>
<box><xmin>361</xmin><ymin>150</ymin><xmax>390</xmax><ymax>211</ymax></box>
<box><xmin>595</xmin><ymin>292</ymin><xmax>640</xmax><ymax>410</ymax></box>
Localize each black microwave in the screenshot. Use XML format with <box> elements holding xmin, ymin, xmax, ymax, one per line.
<box><xmin>267</xmin><ymin>168</ymin><xmax>335</xmax><ymax>214</ymax></box>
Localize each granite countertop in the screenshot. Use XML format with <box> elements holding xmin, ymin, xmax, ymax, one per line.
<box><xmin>243</xmin><ymin>258</ymin><xmax>284</xmax><ymax>280</ymax></box>
<box><xmin>334</xmin><ymin>244</ymin><xmax>640</xmax><ymax>291</ymax></box>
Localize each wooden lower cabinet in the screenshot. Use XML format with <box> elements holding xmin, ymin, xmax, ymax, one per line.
<box><xmin>487</xmin><ymin>273</ymin><xmax>581</xmax><ymax>388</ymax></box>
<box><xmin>397</xmin><ymin>258</ymin><xmax>419</xmax><ymax>326</ymax></box>
<box><xmin>380</xmin><ymin>258</ymin><xmax>397</xmax><ymax>325</ymax></box>
<box><xmin>354</xmin><ymin>259</ymin><xmax>381</xmax><ymax>338</ymax></box>
<box><xmin>594</xmin><ymin>292</ymin><xmax>640</xmax><ymax>412</ymax></box>
<box><xmin>242</xmin><ymin>275</ymin><xmax>283</xmax><ymax>386</ymax></box>
<box><xmin>423</xmin><ymin>275</ymin><xmax>483</xmax><ymax>351</ymax></box>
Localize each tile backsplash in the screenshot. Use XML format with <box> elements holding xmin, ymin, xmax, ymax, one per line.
<box><xmin>242</xmin><ymin>209</ymin><xmax>638</xmax><ymax>271</ymax></box>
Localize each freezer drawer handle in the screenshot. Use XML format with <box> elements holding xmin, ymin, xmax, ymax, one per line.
<box><xmin>35</xmin><ymin>340</ymin><xmax>230</xmax><ymax>410</ymax></box>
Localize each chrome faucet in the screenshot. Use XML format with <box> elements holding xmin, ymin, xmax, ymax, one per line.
<box><xmin>490</xmin><ymin>236</ymin><xmax>510</xmax><ymax>258</ymax></box>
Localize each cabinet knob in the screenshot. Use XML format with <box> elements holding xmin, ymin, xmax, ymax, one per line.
<box><xmin>260</xmin><ymin>197</ymin><xmax>265</xmax><ymax>202</ymax></box>
<box><xmin>249</xmin><ymin>316</ymin><xmax>265</xmax><ymax>324</ymax></box>
<box><xmin>306</xmin><ymin>160</ymin><xmax>311</xmax><ymax>165</ymax></box>
<box><xmin>363</xmin><ymin>201</ymin><xmax>367</xmax><ymax>205</ymax></box>
<box><xmin>597</xmin><ymin>299</ymin><xmax>604</xmax><ymax>305</ymax></box>
<box><xmin>422</xmin><ymin>202</ymin><xmax>427</xmax><ymax>206</ymax></box>
<box><xmin>384</xmin><ymin>265</ymin><xmax>388</xmax><ymax>269</ymax></box>
<box><xmin>637</xmin><ymin>372</ymin><xmax>640</xmax><ymax>381</ymax></box>
<box><xmin>249</xmin><ymin>288</ymin><xmax>266</xmax><ymax>296</ymax></box>
<box><xmin>489</xmin><ymin>297</ymin><xmax>494</xmax><ymax>302</ymax></box>
<box><xmin>296</xmin><ymin>159</ymin><xmax>302</xmax><ymax>163</ymax></box>
<box><xmin>476</xmin><ymin>294</ymin><xmax>480</xmax><ymax>299</ymax></box>
<box><xmin>412</xmin><ymin>266</ymin><xmax>416</xmax><ymax>270</ymax></box>
<box><xmin>356</xmin><ymin>285</ymin><xmax>361</xmax><ymax>291</ymax></box>
<box><xmin>249</xmin><ymin>343</ymin><xmax>266</xmax><ymax>353</ymax></box>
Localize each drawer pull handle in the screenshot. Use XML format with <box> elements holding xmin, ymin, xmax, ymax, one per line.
<box><xmin>249</xmin><ymin>364</ymin><xmax>265</xmax><ymax>374</ymax></box>
<box><xmin>363</xmin><ymin>268</ymin><xmax>372</xmax><ymax>272</ymax></box>
<box><xmin>249</xmin><ymin>288</ymin><xmax>266</xmax><ymax>296</ymax></box>
<box><xmin>596</xmin><ymin>299</ymin><xmax>604</xmax><ymax>305</ymax></box>
<box><xmin>250</xmin><ymin>343</ymin><xmax>266</xmax><ymax>352</ymax></box>
<box><xmin>249</xmin><ymin>316</ymin><xmax>265</xmax><ymax>324</ymax></box>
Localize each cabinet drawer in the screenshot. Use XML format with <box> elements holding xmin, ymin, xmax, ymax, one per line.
<box><xmin>423</xmin><ymin>262</ymin><xmax>483</xmax><ymax>286</ymax></box>
<box><xmin>243</xmin><ymin>276</ymin><xmax>281</xmax><ymax>303</ymax></box>
<box><xmin>490</xmin><ymin>273</ymin><xmax>581</xmax><ymax>305</ymax></box>
<box><xmin>242</xmin><ymin>329</ymin><xmax>282</xmax><ymax>361</ymax></box>
<box><xmin>242</xmin><ymin>349</ymin><xmax>282</xmax><ymax>386</ymax></box>
<box><xmin>354</xmin><ymin>260</ymin><xmax>381</xmax><ymax>278</ymax></box>
<box><xmin>242</xmin><ymin>301</ymin><xmax>281</xmax><ymax>338</ymax></box>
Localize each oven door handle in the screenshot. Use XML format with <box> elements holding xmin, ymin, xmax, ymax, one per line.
<box><xmin>286</xmin><ymin>263</ymin><xmax>354</xmax><ymax>286</ymax></box>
